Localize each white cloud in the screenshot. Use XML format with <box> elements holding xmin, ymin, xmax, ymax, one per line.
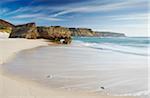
<box><xmin>0</xmin><ymin>8</ymin><xmax>9</xmax><ymax>15</ymax></box>
<box><xmin>1</xmin><ymin>0</ymin><xmax>148</xmax><ymax>36</ymax></box>
<box><xmin>5</xmin><ymin>0</ymin><xmax>147</xmax><ymax>18</ymax></box>
<box><xmin>12</xmin><ymin>13</ymin><xmax>44</xmax><ymax>18</ymax></box>
<box><xmin>51</xmin><ymin>0</ymin><xmax>148</xmax><ymax>17</ymax></box>
<box><xmin>12</xmin><ymin>13</ymin><xmax>64</xmax><ymax>21</ymax></box>
<box><xmin>108</xmin><ymin>13</ymin><xmax>148</xmax><ymax>21</ymax></box>
<box><xmin>6</xmin><ymin>6</ymin><xmax>47</xmax><ymax>16</ymax></box>
<box><xmin>37</xmin><ymin>17</ymin><xmax>64</xmax><ymax>21</ymax></box>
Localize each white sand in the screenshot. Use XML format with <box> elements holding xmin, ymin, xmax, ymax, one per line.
<box><xmin>0</xmin><ymin>38</ymin><xmax>48</xmax><ymax>64</ymax></box>
<box><xmin>0</xmin><ymin>32</ymin><xmax>9</xmax><ymax>39</ymax></box>
<box><xmin>0</xmin><ymin>33</ymin><xmax>137</xmax><ymax>98</ymax></box>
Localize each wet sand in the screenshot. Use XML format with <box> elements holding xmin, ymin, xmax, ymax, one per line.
<box><xmin>0</xmin><ymin>33</ymin><xmax>138</xmax><ymax>98</ymax></box>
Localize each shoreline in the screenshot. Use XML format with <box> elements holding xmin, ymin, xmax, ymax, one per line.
<box><xmin>0</xmin><ymin>38</ymin><xmax>49</xmax><ymax>64</ymax></box>
<box><xmin>0</xmin><ymin>34</ymin><xmax>138</xmax><ymax>98</ymax></box>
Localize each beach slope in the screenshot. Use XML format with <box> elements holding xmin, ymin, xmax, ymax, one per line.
<box><xmin>0</xmin><ymin>33</ymin><xmax>136</xmax><ymax>98</ymax></box>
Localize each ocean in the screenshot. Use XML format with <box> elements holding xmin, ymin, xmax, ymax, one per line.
<box><xmin>73</xmin><ymin>37</ymin><xmax>150</xmax><ymax>56</ymax></box>
<box><xmin>2</xmin><ymin>37</ymin><xmax>150</xmax><ymax>97</ymax></box>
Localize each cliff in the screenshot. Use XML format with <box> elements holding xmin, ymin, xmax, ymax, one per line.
<box><xmin>0</xmin><ymin>19</ymin><xmax>15</xmax><ymax>33</ymax></box>
<box><xmin>69</xmin><ymin>28</ymin><xmax>96</xmax><ymax>37</ymax></box>
<box><xmin>69</xmin><ymin>28</ymin><xmax>125</xmax><ymax>37</ymax></box>
<box><xmin>0</xmin><ymin>19</ymin><xmax>126</xmax><ymax>44</ymax></box>
<box><xmin>95</xmin><ymin>31</ymin><xmax>126</xmax><ymax>37</ymax></box>
<box><xmin>0</xmin><ymin>19</ymin><xmax>15</xmax><ymax>28</ymax></box>
<box><xmin>55</xmin><ymin>27</ymin><xmax>125</xmax><ymax>38</ymax></box>
<box><xmin>37</xmin><ymin>26</ymin><xmax>72</xmax><ymax>44</ymax></box>
<box><xmin>9</xmin><ymin>24</ymin><xmax>72</xmax><ymax>44</ymax></box>
<box><xmin>9</xmin><ymin>23</ymin><xmax>39</xmax><ymax>39</ymax></box>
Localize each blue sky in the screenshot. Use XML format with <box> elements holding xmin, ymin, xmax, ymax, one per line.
<box><xmin>0</xmin><ymin>0</ymin><xmax>149</xmax><ymax>36</ymax></box>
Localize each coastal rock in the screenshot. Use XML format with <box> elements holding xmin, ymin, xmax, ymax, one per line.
<box><xmin>9</xmin><ymin>23</ymin><xmax>39</xmax><ymax>39</ymax></box>
<box><xmin>0</xmin><ymin>19</ymin><xmax>15</xmax><ymax>28</ymax></box>
<box><xmin>0</xmin><ymin>19</ymin><xmax>15</xmax><ymax>33</ymax></box>
<box><xmin>37</xmin><ymin>26</ymin><xmax>72</xmax><ymax>44</ymax></box>
<box><xmin>69</xmin><ymin>27</ymin><xmax>125</xmax><ymax>37</ymax></box>
<box><xmin>9</xmin><ymin>23</ymin><xmax>72</xmax><ymax>44</ymax></box>
<box><xmin>0</xmin><ymin>18</ymin><xmax>126</xmax><ymax>44</ymax></box>
<box><xmin>69</xmin><ymin>28</ymin><xmax>96</xmax><ymax>37</ymax></box>
<box><xmin>95</xmin><ymin>31</ymin><xmax>126</xmax><ymax>37</ymax></box>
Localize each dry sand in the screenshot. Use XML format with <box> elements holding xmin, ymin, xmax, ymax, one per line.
<box><xmin>0</xmin><ymin>33</ymin><xmax>137</xmax><ymax>98</ymax></box>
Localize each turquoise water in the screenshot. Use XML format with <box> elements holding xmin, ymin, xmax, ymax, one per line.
<box><xmin>73</xmin><ymin>37</ymin><xmax>150</xmax><ymax>56</ymax></box>
<box><xmin>73</xmin><ymin>37</ymin><xmax>150</xmax><ymax>47</ymax></box>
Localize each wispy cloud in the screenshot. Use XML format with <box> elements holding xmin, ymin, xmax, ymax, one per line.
<box><xmin>1</xmin><ymin>0</ymin><xmax>148</xmax><ymax>36</ymax></box>
<box><xmin>4</xmin><ymin>0</ymin><xmax>147</xmax><ymax>20</ymax></box>
<box><xmin>51</xmin><ymin>0</ymin><xmax>147</xmax><ymax>17</ymax></box>
<box><xmin>5</xmin><ymin>0</ymin><xmax>146</xmax><ymax>16</ymax></box>
<box><xmin>37</xmin><ymin>17</ymin><xmax>64</xmax><ymax>21</ymax></box>
<box><xmin>7</xmin><ymin>0</ymin><xmax>147</xmax><ymax>24</ymax></box>
<box><xmin>12</xmin><ymin>13</ymin><xmax>64</xmax><ymax>21</ymax></box>
<box><xmin>108</xmin><ymin>13</ymin><xmax>148</xmax><ymax>21</ymax></box>
<box><xmin>0</xmin><ymin>8</ymin><xmax>9</xmax><ymax>16</ymax></box>
<box><xmin>12</xmin><ymin>13</ymin><xmax>45</xmax><ymax>18</ymax></box>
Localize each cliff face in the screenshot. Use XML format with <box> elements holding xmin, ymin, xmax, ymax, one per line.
<box><xmin>69</xmin><ymin>28</ymin><xmax>125</xmax><ymax>37</ymax></box>
<box><xmin>9</xmin><ymin>23</ymin><xmax>39</xmax><ymax>39</ymax></box>
<box><xmin>37</xmin><ymin>26</ymin><xmax>72</xmax><ymax>44</ymax></box>
<box><xmin>69</xmin><ymin>28</ymin><xmax>96</xmax><ymax>37</ymax></box>
<box><xmin>1</xmin><ymin>19</ymin><xmax>126</xmax><ymax>44</ymax></box>
<box><xmin>0</xmin><ymin>19</ymin><xmax>15</xmax><ymax>28</ymax></box>
<box><xmin>0</xmin><ymin>19</ymin><xmax>15</xmax><ymax>33</ymax></box>
<box><xmin>9</xmin><ymin>24</ymin><xmax>72</xmax><ymax>44</ymax></box>
<box><xmin>95</xmin><ymin>31</ymin><xmax>125</xmax><ymax>37</ymax></box>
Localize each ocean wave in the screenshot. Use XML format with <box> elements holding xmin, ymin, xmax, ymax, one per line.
<box><xmin>73</xmin><ymin>40</ymin><xmax>149</xmax><ymax>56</ymax></box>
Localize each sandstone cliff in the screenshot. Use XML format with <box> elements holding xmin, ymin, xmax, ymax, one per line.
<box><xmin>0</xmin><ymin>19</ymin><xmax>126</xmax><ymax>44</ymax></box>
<box><xmin>95</xmin><ymin>31</ymin><xmax>125</xmax><ymax>37</ymax></box>
<box><xmin>0</xmin><ymin>19</ymin><xmax>15</xmax><ymax>33</ymax></box>
<box><xmin>69</xmin><ymin>28</ymin><xmax>125</xmax><ymax>37</ymax></box>
<box><xmin>37</xmin><ymin>26</ymin><xmax>71</xmax><ymax>44</ymax></box>
<box><xmin>69</xmin><ymin>28</ymin><xmax>96</xmax><ymax>37</ymax></box>
<box><xmin>0</xmin><ymin>19</ymin><xmax>15</xmax><ymax>28</ymax></box>
<box><xmin>9</xmin><ymin>23</ymin><xmax>39</xmax><ymax>39</ymax></box>
<box><xmin>9</xmin><ymin>24</ymin><xmax>72</xmax><ymax>44</ymax></box>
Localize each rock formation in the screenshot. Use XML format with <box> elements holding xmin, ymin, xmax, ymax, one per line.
<box><xmin>0</xmin><ymin>19</ymin><xmax>126</xmax><ymax>44</ymax></box>
<box><xmin>95</xmin><ymin>31</ymin><xmax>125</xmax><ymax>37</ymax></box>
<box><xmin>37</xmin><ymin>26</ymin><xmax>72</xmax><ymax>44</ymax></box>
<box><xmin>9</xmin><ymin>23</ymin><xmax>39</xmax><ymax>39</ymax></box>
<box><xmin>69</xmin><ymin>28</ymin><xmax>96</xmax><ymax>37</ymax></box>
<box><xmin>9</xmin><ymin>24</ymin><xmax>72</xmax><ymax>44</ymax></box>
<box><xmin>0</xmin><ymin>19</ymin><xmax>15</xmax><ymax>33</ymax></box>
<box><xmin>0</xmin><ymin>19</ymin><xmax>15</xmax><ymax>28</ymax></box>
<box><xmin>69</xmin><ymin>28</ymin><xmax>125</xmax><ymax>37</ymax></box>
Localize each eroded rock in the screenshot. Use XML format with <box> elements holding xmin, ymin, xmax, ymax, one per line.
<box><xmin>37</xmin><ymin>26</ymin><xmax>72</xmax><ymax>44</ymax></box>
<box><xmin>9</xmin><ymin>23</ymin><xmax>39</xmax><ymax>39</ymax></box>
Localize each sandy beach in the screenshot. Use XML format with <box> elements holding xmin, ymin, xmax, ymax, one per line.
<box><xmin>0</xmin><ymin>33</ymin><xmax>138</xmax><ymax>98</ymax></box>
<box><xmin>0</xmin><ymin>0</ymin><xmax>149</xmax><ymax>97</ymax></box>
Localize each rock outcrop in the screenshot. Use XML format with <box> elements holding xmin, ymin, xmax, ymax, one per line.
<box><xmin>37</xmin><ymin>26</ymin><xmax>72</xmax><ymax>44</ymax></box>
<box><xmin>9</xmin><ymin>24</ymin><xmax>72</xmax><ymax>44</ymax></box>
<box><xmin>9</xmin><ymin>23</ymin><xmax>39</xmax><ymax>39</ymax></box>
<box><xmin>0</xmin><ymin>18</ymin><xmax>126</xmax><ymax>44</ymax></box>
<box><xmin>69</xmin><ymin>27</ymin><xmax>125</xmax><ymax>37</ymax></box>
<box><xmin>0</xmin><ymin>19</ymin><xmax>15</xmax><ymax>28</ymax></box>
<box><xmin>0</xmin><ymin>19</ymin><xmax>15</xmax><ymax>33</ymax></box>
<box><xmin>69</xmin><ymin>28</ymin><xmax>96</xmax><ymax>37</ymax></box>
<box><xmin>95</xmin><ymin>31</ymin><xmax>126</xmax><ymax>37</ymax></box>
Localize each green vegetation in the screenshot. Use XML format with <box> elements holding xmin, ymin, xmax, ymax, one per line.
<box><xmin>0</xmin><ymin>25</ymin><xmax>12</xmax><ymax>33</ymax></box>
